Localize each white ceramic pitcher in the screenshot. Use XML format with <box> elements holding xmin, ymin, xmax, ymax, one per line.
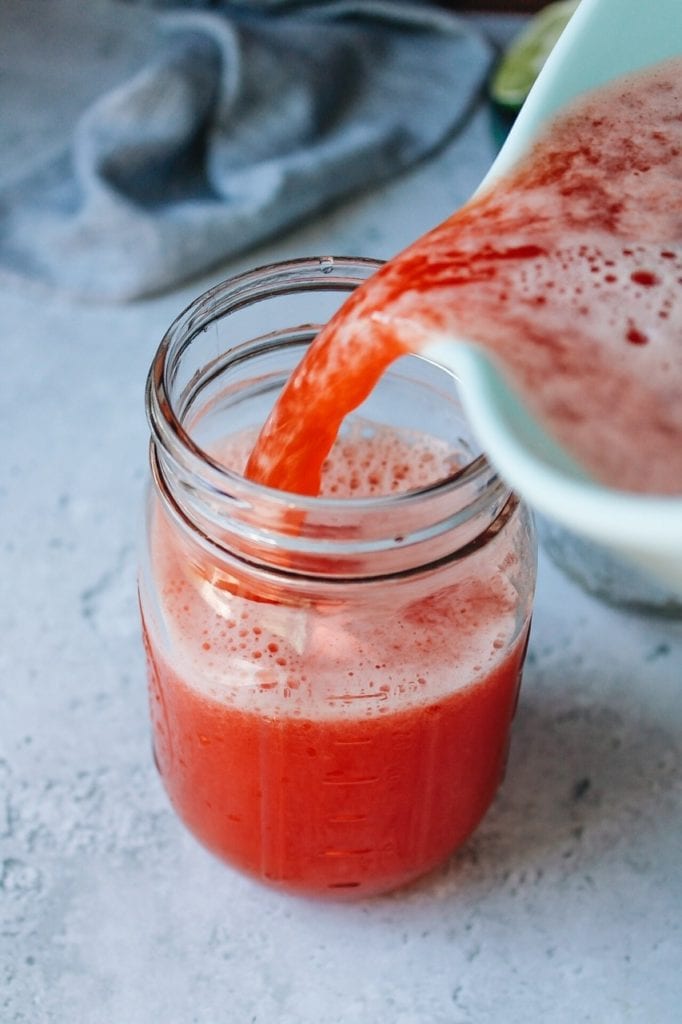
<box><xmin>424</xmin><ymin>0</ymin><xmax>682</xmax><ymax>594</ymax></box>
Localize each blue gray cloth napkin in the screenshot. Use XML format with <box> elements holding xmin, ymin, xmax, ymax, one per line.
<box><xmin>0</xmin><ymin>0</ymin><xmax>492</xmax><ymax>300</ymax></box>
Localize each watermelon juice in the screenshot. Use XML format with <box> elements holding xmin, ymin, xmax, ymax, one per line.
<box><xmin>140</xmin><ymin>56</ymin><xmax>682</xmax><ymax>897</ymax></box>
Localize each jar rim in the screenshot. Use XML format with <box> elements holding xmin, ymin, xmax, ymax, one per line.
<box><xmin>147</xmin><ymin>255</ymin><xmax>500</xmax><ymax>516</ymax></box>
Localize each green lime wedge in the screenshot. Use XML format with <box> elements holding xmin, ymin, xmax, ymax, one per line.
<box><xmin>490</xmin><ymin>0</ymin><xmax>580</xmax><ymax>112</ymax></box>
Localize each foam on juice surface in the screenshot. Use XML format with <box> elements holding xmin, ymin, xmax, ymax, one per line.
<box><xmin>151</xmin><ymin>424</ymin><xmax>522</xmax><ymax>719</ymax></box>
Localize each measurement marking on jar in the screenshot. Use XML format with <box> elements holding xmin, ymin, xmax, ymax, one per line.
<box><xmin>322</xmin><ymin>848</ymin><xmax>374</xmax><ymax>858</ymax></box>
<box><xmin>327</xmin><ymin>692</ymin><xmax>388</xmax><ymax>702</ymax></box>
<box><xmin>332</xmin><ymin>738</ymin><xmax>373</xmax><ymax>747</ymax></box>
<box><xmin>322</xmin><ymin>773</ymin><xmax>380</xmax><ymax>786</ymax></box>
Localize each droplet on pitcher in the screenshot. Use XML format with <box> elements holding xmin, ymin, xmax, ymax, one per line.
<box><xmin>319</xmin><ymin>257</ymin><xmax>334</xmax><ymax>274</ymax></box>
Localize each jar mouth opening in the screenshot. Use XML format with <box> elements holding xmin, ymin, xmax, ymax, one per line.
<box><xmin>148</xmin><ymin>256</ymin><xmax>498</xmax><ymax>515</ymax></box>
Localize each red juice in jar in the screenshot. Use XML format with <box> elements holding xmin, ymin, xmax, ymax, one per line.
<box><xmin>142</xmin><ymin>296</ymin><xmax>536</xmax><ymax>898</ymax></box>
<box><xmin>144</xmin><ymin>619</ymin><xmax>528</xmax><ymax>897</ymax></box>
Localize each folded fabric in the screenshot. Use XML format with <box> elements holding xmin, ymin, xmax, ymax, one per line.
<box><xmin>0</xmin><ymin>0</ymin><xmax>492</xmax><ymax>300</ymax></box>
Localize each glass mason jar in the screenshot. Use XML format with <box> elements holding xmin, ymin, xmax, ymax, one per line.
<box><xmin>140</xmin><ymin>257</ymin><xmax>537</xmax><ymax>899</ymax></box>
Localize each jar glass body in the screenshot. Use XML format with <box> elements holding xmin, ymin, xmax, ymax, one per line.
<box><xmin>140</xmin><ymin>257</ymin><xmax>537</xmax><ymax>899</ymax></box>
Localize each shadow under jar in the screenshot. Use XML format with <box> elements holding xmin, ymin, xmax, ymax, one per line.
<box><xmin>139</xmin><ymin>257</ymin><xmax>537</xmax><ymax>899</ymax></box>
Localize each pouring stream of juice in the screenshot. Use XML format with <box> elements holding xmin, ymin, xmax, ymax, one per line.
<box><xmin>246</xmin><ymin>0</ymin><xmax>682</xmax><ymax>590</ymax></box>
